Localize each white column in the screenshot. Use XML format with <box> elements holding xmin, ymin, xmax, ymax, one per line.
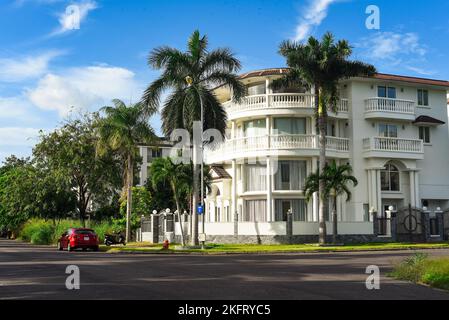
<box><xmin>232</xmin><ymin>160</ymin><xmax>237</xmax><ymax>222</ymax></box>
<box><xmin>409</xmin><ymin>171</ymin><xmax>416</xmax><ymax>207</ymax></box>
<box><xmin>266</xmin><ymin>116</ymin><xmax>271</xmax><ymax>148</ymax></box>
<box><xmin>266</xmin><ymin>157</ymin><xmax>273</xmax><ymax>222</ymax></box>
<box><xmin>367</xmin><ymin>169</ymin><xmax>373</xmax><ymax>212</ymax></box>
<box><xmin>415</xmin><ymin>171</ymin><xmax>421</xmax><ymax>208</ymax></box>
<box><xmin>231</xmin><ymin>121</ymin><xmax>236</xmax><ymax>139</ymax></box>
<box><xmin>376</xmin><ymin>170</ymin><xmax>382</xmax><ymax>215</ymax></box>
<box><xmin>312</xmin><ymin>157</ymin><xmax>319</xmax><ymax>222</ymax></box>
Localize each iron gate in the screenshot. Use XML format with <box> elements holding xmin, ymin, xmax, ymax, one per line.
<box><xmin>396</xmin><ymin>205</ymin><xmax>424</xmax><ymax>242</ymax></box>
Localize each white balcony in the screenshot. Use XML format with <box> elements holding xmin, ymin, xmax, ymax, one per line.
<box><xmin>205</xmin><ymin>135</ymin><xmax>350</xmax><ymax>163</ymax></box>
<box><xmin>365</xmin><ymin>98</ymin><xmax>415</xmax><ymax>121</ymax></box>
<box><xmin>224</xmin><ymin>94</ymin><xmax>349</xmax><ymax>120</ymax></box>
<box><xmin>363</xmin><ymin>137</ymin><xmax>424</xmax><ymax>160</ymax></box>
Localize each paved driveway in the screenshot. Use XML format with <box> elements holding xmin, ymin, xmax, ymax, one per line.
<box><xmin>0</xmin><ymin>240</ymin><xmax>448</xmax><ymax>300</ymax></box>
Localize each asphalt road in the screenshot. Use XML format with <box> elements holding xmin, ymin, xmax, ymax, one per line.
<box><xmin>0</xmin><ymin>239</ymin><xmax>449</xmax><ymax>300</ymax></box>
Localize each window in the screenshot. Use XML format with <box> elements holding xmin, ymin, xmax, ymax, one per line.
<box><xmin>274</xmin><ymin>199</ymin><xmax>308</xmax><ymax>221</ymax></box>
<box><xmin>274</xmin><ymin>161</ymin><xmax>307</xmax><ymax>191</ymax></box>
<box><xmin>419</xmin><ymin>127</ymin><xmax>431</xmax><ymax>143</ymax></box>
<box><xmin>243</xmin><ymin>200</ymin><xmax>267</xmax><ymax>222</ymax></box>
<box><xmin>247</xmin><ymin>82</ymin><xmax>266</xmax><ymax>96</ymax></box>
<box><xmin>245</xmin><ymin>163</ymin><xmax>267</xmax><ymax>192</ymax></box>
<box><xmin>379</xmin><ymin>124</ymin><xmax>398</xmax><ymax>138</ymax></box>
<box><xmin>381</xmin><ymin>164</ymin><xmax>400</xmax><ymax>192</ymax></box>
<box><xmin>378</xmin><ymin>86</ymin><xmax>396</xmax><ymax>99</ymax></box>
<box><xmin>273</xmin><ymin>118</ymin><xmax>306</xmax><ymax>135</ymax></box>
<box><xmin>243</xmin><ymin>119</ymin><xmax>266</xmax><ymax>137</ymax></box>
<box><xmin>417</xmin><ymin>89</ymin><xmax>429</xmax><ymax>106</ymax></box>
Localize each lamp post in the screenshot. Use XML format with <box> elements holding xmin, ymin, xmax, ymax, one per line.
<box><xmin>186</xmin><ymin>76</ymin><xmax>204</xmax><ymax>248</ymax></box>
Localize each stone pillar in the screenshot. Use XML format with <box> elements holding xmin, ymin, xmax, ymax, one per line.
<box><xmin>286</xmin><ymin>209</ymin><xmax>293</xmax><ymax>244</ymax></box>
<box><xmin>390</xmin><ymin>210</ymin><xmax>397</xmax><ymax>242</ymax></box>
<box><xmin>435</xmin><ymin>210</ymin><xmax>444</xmax><ymax>239</ymax></box>
<box><xmin>415</xmin><ymin>171</ymin><xmax>421</xmax><ymax>208</ymax></box>
<box><xmin>376</xmin><ymin>170</ymin><xmax>382</xmax><ymax>216</ymax></box>
<box><xmin>234</xmin><ymin>212</ymin><xmax>239</xmax><ymax>238</ymax></box>
<box><xmin>422</xmin><ymin>209</ymin><xmax>431</xmax><ymax>242</ymax></box>
<box><xmin>266</xmin><ymin>157</ymin><xmax>273</xmax><ymax>222</ymax></box>
<box><xmin>372</xmin><ymin>210</ymin><xmax>379</xmax><ymax>236</ymax></box>
<box><xmin>151</xmin><ymin>214</ymin><xmax>160</xmax><ymax>244</ymax></box>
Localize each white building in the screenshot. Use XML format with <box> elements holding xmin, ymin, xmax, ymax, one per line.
<box><xmin>199</xmin><ymin>68</ymin><xmax>449</xmax><ymax>243</ymax></box>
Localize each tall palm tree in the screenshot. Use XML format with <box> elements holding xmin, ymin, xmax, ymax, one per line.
<box><xmin>273</xmin><ymin>32</ymin><xmax>376</xmax><ymax>244</ymax></box>
<box><xmin>150</xmin><ymin>157</ymin><xmax>190</xmax><ymax>246</ymax></box>
<box><xmin>96</xmin><ymin>99</ymin><xmax>157</xmax><ymax>242</ymax></box>
<box><xmin>304</xmin><ymin>161</ymin><xmax>358</xmax><ymax>244</ymax></box>
<box><xmin>321</xmin><ymin>160</ymin><xmax>358</xmax><ymax>244</ymax></box>
<box><xmin>142</xmin><ymin>30</ymin><xmax>245</xmax><ymax>246</ymax></box>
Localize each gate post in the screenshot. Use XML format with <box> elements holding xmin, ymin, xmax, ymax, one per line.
<box><xmin>435</xmin><ymin>208</ymin><xmax>444</xmax><ymax>240</ymax></box>
<box><xmin>371</xmin><ymin>208</ymin><xmax>379</xmax><ymax>236</ymax></box>
<box><xmin>151</xmin><ymin>213</ymin><xmax>160</xmax><ymax>244</ymax></box>
<box><xmin>233</xmin><ymin>211</ymin><xmax>239</xmax><ymax>239</ymax></box>
<box><xmin>286</xmin><ymin>209</ymin><xmax>293</xmax><ymax>244</ymax></box>
<box><xmin>165</xmin><ymin>209</ymin><xmax>175</xmax><ymax>242</ymax></box>
<box><xmin>390</xmin><ymin>209</ymin><xmax>397</xmax><ymax>242</ymax></box>
<box><xmin>422</xmin><ymin>207</ymin><xmax>431</xmax><ymax>242</ymax></box>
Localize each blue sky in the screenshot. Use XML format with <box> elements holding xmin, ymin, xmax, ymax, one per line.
<box><xmin>0</xmin><ymin>0</ymin><xmax>448</xmax><ymax>161</ymax></box>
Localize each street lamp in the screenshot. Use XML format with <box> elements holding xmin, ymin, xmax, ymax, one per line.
<box><xmin>186</xmin><ymin>76</ymin><xmax>205</xmax><ymax>248</ymax></box>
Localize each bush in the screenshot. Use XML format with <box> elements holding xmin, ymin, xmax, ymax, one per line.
<box><xmin>391</xmin><ymin>254</ymin><xmax>449</xmax><ymax>291</ymax></box>
<box><xmin>19</xmin><ymin>219</ymin><xmax>117</xmax><ymax>245</ymax></box>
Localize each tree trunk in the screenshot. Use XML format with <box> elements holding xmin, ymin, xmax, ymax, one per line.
<box><xmin>126</xmin><ymin>154</ymin><xmax>133</xmax><ymax>243</ymax></box>
<box><xmin>191</xmin><ymin>144</ymin><xmax>199</xmax><ymax>246</ymax></box>
<box><xmin>174</xmin><ymin>195</ymin><xmax>186</xmax><ymax>247</ymax></box>
<box><xmin>317</xmin><ymin>87</ymin><xmax>328</xmax><ymax>244</ymax></box>
<box><xmin>332</xmin><ymin>195</ymin><xmax>338</xmax><ymax>244</ymax></box>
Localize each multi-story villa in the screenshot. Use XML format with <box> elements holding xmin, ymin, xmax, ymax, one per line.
<box><xmin>202</xmin><ymin>68</ymin><xmax>449</xmax><ymax>242</ymax></box>
<box><xmin>139</xmin><ymin>68</ymin><xmax>449</xmax><ymax>243</ymax></box>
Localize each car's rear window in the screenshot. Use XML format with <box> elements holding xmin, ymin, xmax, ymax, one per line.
<box><xmin>75</xmin><ymin>229</ymin><xmax>96</xmax><ymax>235</ymax></box>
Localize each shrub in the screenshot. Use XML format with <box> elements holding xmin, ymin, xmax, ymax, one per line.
<box><xmin>390</xmin><ymin>253</ymin><xmax>429</xmax><ymax>283</ymax></box>
<box><xmin>30</xmin><ymin>224</ymin><xmax>54</xmax><ymax>245</ymax></box>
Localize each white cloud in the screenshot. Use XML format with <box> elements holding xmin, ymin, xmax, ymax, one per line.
<box><xmin>0</xmin><ymin>127</ymin><xmax>41</xmax><ymax>147</ymax></box>
<box><xmin>50</xmin><ymin>0</ymin><xmax>98</xmax><ymax>36</ymax></box>
<box><xmin>293</xmin><ymin>0</ymin><xmax>338</xmax><ymax>42</ymax></box>
<box><xmin>358</xmin><ymin>32</ymin><xmax>426</xmax><ymax>63</ymax></box>
<box><xmin>27</xmin><ymin>65</ymin><xmax>141</xmax><ymax>116</ymax></box>
<box><xmin>0</xmin><ymin>51</ymin><xmax>63</xmax><ymax>82</ymax></box>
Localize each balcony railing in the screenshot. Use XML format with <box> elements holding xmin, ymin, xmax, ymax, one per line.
<box><xmin>363</xmin><ymin>137</ymin><xmax>424</xmax><ymax>154</ymax></box>
<box><xmin>365</xmin><ymin>98</ymin><xmax>415</xmax><ymax>116</ymax></box>
<box><xmin>224</xmin><ymin>94</ymin><xmax>349</xmax><ymax>116</ymax></box>
<box><xmin>206</xmin><ymin>135</ymin><xmax>349</xmax><ymax>162</ymax></box>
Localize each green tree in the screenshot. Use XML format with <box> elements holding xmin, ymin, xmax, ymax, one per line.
<box><xmin>33</xmin><ymin>113</ymin><xmax>122</xmax><ymax>225</ymax></box>
<box><xmin>304</xmin><ymin>161</ymin><xmax>358</xmax><ymax>244</ymax></box>
<box><xmin>96</xmin><ymin>99</ymin><xmax>157</xmax><ymax>242</ymax></box>
<box><xmin>142</xmin><ymin>30</ymin><xmax>245</xmax><ymax>245</ymax></box>
<box><xmin>150</xmin><ymin>157</ymin><xmax>190</xmax><ymax>246</ymax></box>
<box><xmin>274</xmin><ymin>32</ymin><xmax>375</xmax><ymax>244</ymax></box>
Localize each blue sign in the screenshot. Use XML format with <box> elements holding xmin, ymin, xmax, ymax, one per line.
<box><xmin>197</xmin><ymin>205</ymin><xmax>204</xmax><ymax>215</ymax></box>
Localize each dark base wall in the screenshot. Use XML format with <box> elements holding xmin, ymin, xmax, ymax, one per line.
<box><xmin>173</xmin><ymin>234</ymin><xmax>393</xmax><ymax>245</ymax></box>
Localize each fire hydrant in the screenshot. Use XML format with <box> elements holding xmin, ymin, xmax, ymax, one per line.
<box><xmin>163</xmin><ymin>240</ymin><xmax>170</xmax><ymax>250</ymax></box>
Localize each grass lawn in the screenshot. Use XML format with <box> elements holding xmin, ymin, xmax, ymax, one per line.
<box><xmin>102</xmin><ymin>242</ymin><xmax>449</xmax><ymax>254</ymax></box>
<box><xmin>390</xmin><ymin>253</ymin><xmax>449</xmax><ymax>291</ymax></box>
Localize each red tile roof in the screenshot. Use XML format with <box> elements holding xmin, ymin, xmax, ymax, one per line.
<box><xmin>237</xmin><ymin>68</ymin><xmax>449</xmax><ymax>88</ymax></box>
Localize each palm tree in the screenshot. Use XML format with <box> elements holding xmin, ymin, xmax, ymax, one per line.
<box><xmin>304</xmin><ymin>161</ymin><xmax>358</xmax><ymax>244</ymax></box>
<box><xmin>96</xmin><ymin>99</ymin><xmax>157</xmax><ymax>242</ymax></box>
<box><xmin>321</xmin><ymin>161</ymin><xmax>358</xmax><ymax>244</ymax></box>
<box><xmin>150</xmin><ymin>157</ymin><xmax>190</xmax><ymax>246</ymax></box>
<box><xmin>273</xmin><ymin>32</ymin><xmax>376</xmax><ymax>244</ymax></box>
<box><xmin>142</xmin><ymin>30</ymin><xmax>245</xmax><ymax>246</ymax></box>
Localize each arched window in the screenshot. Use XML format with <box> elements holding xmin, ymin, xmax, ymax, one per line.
<box><xmin>381</xmin><ymin>164</ymin><xmax>400</xmax><ymax>191</ymax></box>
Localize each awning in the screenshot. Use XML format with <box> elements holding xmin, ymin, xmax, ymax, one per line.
<box><xmin>412</xmin><ymin>115</ymin><xmax>446</xmax><ymax>126</ymax></box>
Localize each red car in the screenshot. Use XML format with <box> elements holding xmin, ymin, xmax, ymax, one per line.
<box><xmin>58</xmin><ymin>228</ymin><xmax>99</xmax><ymax>252</ymax></box>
